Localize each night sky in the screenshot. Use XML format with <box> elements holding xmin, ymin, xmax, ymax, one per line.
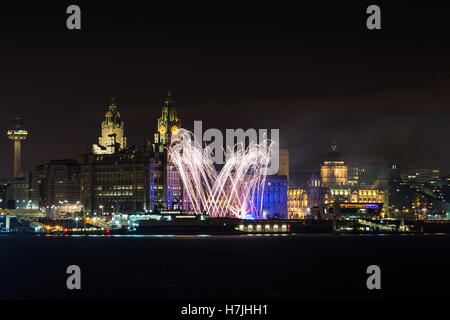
<box><xmin>1</xmin><ymin>2</ymin><xmax>450</xmax><ymax>180</ymax></box>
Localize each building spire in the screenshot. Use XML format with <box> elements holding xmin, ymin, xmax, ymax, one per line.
<box><xmin>165</xmin><ymin>90</ymin><xmax>175</xmax><ymax>107</ymax></box>
<box><xmin>331</xmin><ymin>139</ymin><xmax>337</xmax><ymax>152</ymax></box>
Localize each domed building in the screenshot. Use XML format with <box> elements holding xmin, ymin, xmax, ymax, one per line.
<box><xmin>320</xmin><ymin>142</ymin><xmax>348</xmax><ymax>189</ymax></box>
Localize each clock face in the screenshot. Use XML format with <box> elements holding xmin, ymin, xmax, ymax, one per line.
<box><xmin>170</xmin><ymin>125</ymin><xmax>179</xmax><ymax>135</ymax></box>
<box><xmin>159</xmin><ymin>125</ymin><xmax>166</xmax><ymax>135</ymax></box>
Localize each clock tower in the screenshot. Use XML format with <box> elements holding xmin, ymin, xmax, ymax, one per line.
<box><xmin>151</xmin><ymin>91</ymin><xmax>183</xmax><ymax>211</ymax></box>
<box><xmin>154</xmin><ymin>90</ymin><xmax>181</xmax><ymax>151</ymax></box>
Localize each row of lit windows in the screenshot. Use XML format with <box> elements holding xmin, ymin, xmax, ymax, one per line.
<box><xmin>331</xmin><ymin>190</ymin><xmax>350</xmax><ymax>196</ymax></box>
<box><xmin>267</xmin><ymin>182</ymin><xmax>287</xmax><ymax>186</ymax></box>
<box><xmin>95</xmin><ymin>185</ymin><xmax>137</xmax><ymax>191</ymax></box>
<box><xmin>98</xmin><ymin>192</ymin><xmax>134</xmax><ymax>196</ymax></box>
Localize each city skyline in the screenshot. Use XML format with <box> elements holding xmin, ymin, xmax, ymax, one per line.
<box><xmin>3</xmin><ymin>3</ymin><xmax>450</xmax><ymax>305</ymax></box>
<box><xmin>1</xmin><ymin>94</ymin><xmax>447</xmax><ymax>182</ymax></box>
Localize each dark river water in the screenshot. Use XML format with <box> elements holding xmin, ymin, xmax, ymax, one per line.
<box><xmin>1</xmin><ymin>233</ymin><xmax>450</xmax><ymax>300</ymax></box>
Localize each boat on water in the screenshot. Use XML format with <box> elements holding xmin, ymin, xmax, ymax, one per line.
<box><xmin>128</xmin><ymin>214</ymin><xmax>298</xmax><ymax>235</ymax></box>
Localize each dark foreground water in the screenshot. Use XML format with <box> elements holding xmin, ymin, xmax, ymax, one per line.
<box><xmin>1</xmin><ymin>233</ymin><xmax>450</xmax><ymax>300</ymax></box>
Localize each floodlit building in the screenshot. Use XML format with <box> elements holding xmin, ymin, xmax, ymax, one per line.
<box><xmin>81</xmin><ymin>99</ymin><xmax>151</xmax><ymax>214</ymax></box>
<box><xmin>81</xmin><ymin>145</ymin><xmax>151</xmax><ymax>215</ymax></box>
<box><xmin>287</xmin><ymin>187</ymin><xmax>308</xmax><ymax>219</ymax></box>
<box><xmin>151</xmin><ymin>91</ymin><xmax>183</xmax><ymax>211</ymax></box>
<box><xmin>92</xmin><ymin>98</ymin><xmax>127</xmax><ymax>155</ymax></box>
<box><xmin>320</xmin><ymin>142</ymin><xmax>348</xmax><ymax>188</ymax></box>
<box><xmin>261</xmin><ymin>175</ymin><xmax>288</xmax><ymax>219</ymax></box>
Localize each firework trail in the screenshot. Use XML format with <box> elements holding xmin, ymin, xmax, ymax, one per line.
<box><xmin>168</xmin><ymin>129</ymin><xmax>275</xmax><ymax>219</ymax></box>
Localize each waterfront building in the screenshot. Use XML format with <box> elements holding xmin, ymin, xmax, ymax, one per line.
<box><xmin>81</xmin><ymin>99</ymin><xmax>151</xmax><ymax>214</ymax></box>
<box><xmin>385</xmin><ymin>164</ymin><xmax>444</xmax><ymax>217</ymax></box>
<box><xmin>81</xmin><ymin>144</ymin><xmax>151</xmax><ymax>215</ymax></box>
<box><xmin>401</xmin><ymin>168</ymin><xmax>440</xmax><ymax>185</ymax></box>
<box><xmin>92</xmin><ymin>98</ymin><xmax>127</xmax><ymax>155</ymax></box>
<box><xmin>0</xmin><ymin>181</ymin><xmax>7</xmax><ymax>209</ymax></box>
<box><xmin>261</xmin><ymin>175</ymin><xmax>288</xmax><ymax>219</ymax></box>
<box><xmin>6</xmin><ymin>171</ymin><xmax>38</xmax><ymax>209</ymax></box>
<box><xmin>306</xmin><ymin>173</ymin><xmax>329</xmax><ymax>208</ymax></box>
<box><xmin>151</xmin><ymin>91</ymin><xmax>183</xmax><ymax>211</ymax></box>
<box><xmin>328</xmin><ymin>187</ymin><xmax>351</xmax><ymax>203</ymax></box>
<box><xmin>81</xmin><ymin>93</ymin><xmax>185</xmax><ymax>215</ymax></box>
<box><xmin>301</xmin><ymin>144</ymin><xmax>391</xmax><ymax>217</ymax></box>
<box><xmin>350</xmin><ymin>189</ymin><xmax>384</xmax><ymax>204</ymax></box>
<box><xmin>30</xmin><ymin>164</ymin><xmax>47</xmax><ymax>208</ymax></box>
<box><xmin>29</xmin><ymin>159</ymin><xmax>81</xmax><ymax>217</ymax></box>
<box><xmin>320</xmin><ymin>142</ymin><xmax>348</xmax><ymax>188</ymax></box>
<box><xmin>3</xmin><ymin>160</ymin><xmax>80</xmax><ymax>213</ymax></box>
<box><xmin>348</xmin><ymin>162</ymin><xmax>392</xmax><ymax>189</ymax></box>
<box><xmin>43</xmin><ymin>160</ymin><xmax>80</xmax><ymax>206</ymax></box>
<box><xmin>287</xmin><ymin>187</ymin><xmax>308</xmax><ymax>219</ymax></box>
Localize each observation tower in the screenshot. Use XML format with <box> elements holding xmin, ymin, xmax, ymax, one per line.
<box><xmin>6</xmin><ymin>116</ymin><xmax>29</xmax><ymax>178</ymax></box>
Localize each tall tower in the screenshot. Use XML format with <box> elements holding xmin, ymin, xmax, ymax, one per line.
<box><xmin>154</xmin><ymin>90</ymin><xmax>181</xmax><ymax>150</ymax></box>
<box><xmin>7</xmin><ymin>117</ymin><xmax>29</xmax><ymax>178</ymax></box>
<box><xmin>151</xmin><ymin>91</ymin><xmax>182</xmax><ymax>211</ymax></box>
<box><xmin>92</xmin><ymin>97</ymin><xmax>127</xmax><ymax>154</ymax></box>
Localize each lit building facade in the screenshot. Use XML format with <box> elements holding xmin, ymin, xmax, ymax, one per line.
<box><xmin>151</xmin><ymin>91</ymin><xmax>183</xmax><ymax>211</ymax></box>
<box><xmin>261</xmin><ymin>175</ymin><xmax>288</xmax><ymax>219</ymax></box>
<box><xmin>286</xmin><ymin>144</ymin><xmax>390</xmax><ymax>219</ymax></box>
<box><xmin>350</xmin><ymin>189</ymin><xmax>384</xmax><ymax>204</ymax></box>
<box><xmin>320</xmin><ymin>142</ymin><xmax>348</xmax><ymax>188</ymax></box>
<box><xmin>81</xmin><ymin>99</ymin><xmax>151</xmax><ymax>214</ymax></box>
<box><xmin>287</xmin><ymin>187</ymin><xmax>308</xmax><ymax>219</ymax></box>
<box><xmin>81</xmin><ymin>145</ymin><xmax>151</xmax><ymax>215</ymax></box>
<box><xmin>92</xmin><ymin>98</ymin><xmax>127</xmax><ymax>155</ymax></box>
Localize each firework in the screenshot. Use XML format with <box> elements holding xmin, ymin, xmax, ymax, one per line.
<box><xmin>168</xmin><ymin>129</ymin><xmax>275</xmax><ymax>219</ymax></box>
